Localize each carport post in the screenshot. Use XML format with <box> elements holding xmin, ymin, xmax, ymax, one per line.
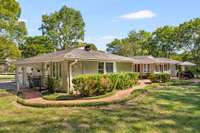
<box><xmin>15</xmin><ymin>66</ymin><xmax>20</xmax><ymax>92</ymax></box>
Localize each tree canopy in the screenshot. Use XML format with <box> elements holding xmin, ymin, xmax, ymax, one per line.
<box><xmin>107</xmin><ymin>30</ymin><xmax>151</xmax><ymax>56</ymax></box>
<box><xmin>107</xmin><ymin>18</ymin><xmax>200</xmax><ymax>68</ymax></box>
<box><xmin>40</xmin><ymin>5</ymin><xmax>85</xmax><ymax>50</ymax></box>
<box><xmin>20</xmin><ymin>36</ymin><xmax>55</xmax><ymax>58</ymax></box>
<box><xmin>76</xmin><ymin>42</ymin><xmax>98</xmax><ymax>51</ymax></box>
<box><xmin>0</xmin><ymin>0</ymin><xmax>27</xmax><ymax>45</ymax></box>
<box><xmin>148</xmin><ymin>26</ymin><xmax>178</xmax><ymax>58</ymax></box>
<box><xmin>0</xmin><ymin>37</ymin><xmax>21</xmax><ymax>62</ymax></box>
<box><xmin>177</xmin><ymin>18</ymin><xmax>200</xmax><ymax>64</ymax></box>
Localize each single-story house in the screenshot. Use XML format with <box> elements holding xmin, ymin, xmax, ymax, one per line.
<box><xmin>14</xmin><ymin>47</ymin><xmax>195</xmax><ymax>92</ymax></box>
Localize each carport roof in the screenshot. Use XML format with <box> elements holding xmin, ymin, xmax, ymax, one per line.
<box><xmin>131</xmin><ymin>56</ymin><xmax>181</xmax><ymax>64</ymax></box>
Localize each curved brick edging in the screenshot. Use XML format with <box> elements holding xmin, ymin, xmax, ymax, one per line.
<box><xmin>17</xmin><ymin>80</ymin><xmax>150</xmax><ymax>107</ymax></box>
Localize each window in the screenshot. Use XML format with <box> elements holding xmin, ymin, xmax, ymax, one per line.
<box><xmin>138</xmin><ymin>64</ymin><xmax>140</xmax><ymax>72</ymax></box>
<box><xmin>98</xmin><ymin>62</ymin><xmax>104</xmax><ymax>74</ymax></box>
<box><xmin>134</xmin><ymin>64</ymin><xmax>140</xmax><ymax>72</ymax></box>
<box><xmin>98</xmin><ymin>62</ymin><xmax>114</xmax><ymax>74</ymax></box>
<box><xmin>156</xmin><ymin>65</ymin><xmax>159</xmax><ymax>72</ymax></box>
<box><xmin>175</xmin><ymin>65</ymin><xmax>179</xmax><ymax>70</ymax></box>
<box><xmin>52</xmin><ymin>62</ymin><xmax>61</xmax><ymax>77</ymax></box>
<box><xmin>106</xmin><ymin>63</ymin><xmax>113</xmax><ymax>73</ymax></box>
<box><xmin>164</xmin><ymin>64</ymin><xmax>168</xmax><ymax>71</ymax></box>
<box><xmin>160</xmin><ymin>65</ymin><xmax>163</xmax><ymax>72</ymax></box>
<box><xmin>53</xmin><ymin>62</ymin><xmax>56</xmax><ymax>77</ymax></box>
<box><xmin>59</xmin><ymin>63</ymin><xmax>61</xmax><ymax>77</ymax></box>
<box><xmin>143</xmin><ymin>64</ymin><xmax>149</xmax><ymax>73</ymax></box>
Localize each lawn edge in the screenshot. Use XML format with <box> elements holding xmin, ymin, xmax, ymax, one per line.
<box><xmin>42</xmin><ymin>91</ymin><xmax>116</xmax><ymax>101</ymax></box>
<box><xmin>17</xmin><ymin>89</ymin><xmax>148</xmax><ymax>108</ymax></box>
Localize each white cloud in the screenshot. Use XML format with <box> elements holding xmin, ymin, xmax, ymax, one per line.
<box><xmin>120</xmin><ymin>10</ymin><xmax>156</xmax><ymax>20</ymax></box>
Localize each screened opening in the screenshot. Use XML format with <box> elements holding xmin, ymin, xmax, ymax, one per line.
<box><xmin>52</xmin><ymin>62</ymin><xmax>61</xmax><ymax>78</ymax></box>
<box><xmin>133</xmin><ymin>64</ymin><xmax>140</xmax><ymax>72</ymax></box>
<box><xmin>98</xmin><ymin>62</ymin><xmax>104</xmax><ymax>74</ymax></box>
<box><xmin>143</xmin><ymin>64</ymin><xmax>149</xmax><ymax>73</ymax></box>
<box><xmin>106</xmin><ymin>63</ymin><xmax>114</xmax><ymax>73</ymax></box>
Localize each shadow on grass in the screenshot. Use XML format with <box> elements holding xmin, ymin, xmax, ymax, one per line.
<box><xmin>1</xmin><ymin>83</ymin><xmax>200</xmax><ymax>133</ymax></box>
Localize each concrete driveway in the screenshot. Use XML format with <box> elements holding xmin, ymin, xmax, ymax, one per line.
<box><xmin>0</xmin><ymin>81</ymin><xmax>16</xmax><ymax>90</ymax></box>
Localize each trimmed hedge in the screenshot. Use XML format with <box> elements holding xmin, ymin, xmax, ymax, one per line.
<box><xmin>148</xmin><ymin>73</ymin><xmax>170</xmax><ymax>83</ymax></box>
<box><xmin>72</xmin><ymin>72</ymin><xmax>139</xmax><ymax>97</ymax></box>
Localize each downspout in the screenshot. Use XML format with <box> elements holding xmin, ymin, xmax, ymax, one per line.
<box><xmin>69</xmin><ymin>59</ymin><xmax>78</xmax><ymax>92</ymax></box>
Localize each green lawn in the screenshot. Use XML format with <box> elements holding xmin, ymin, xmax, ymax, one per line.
<box><xmin>0</xmin><ymin>80</ymin><xmax>200</xmax><ymax>133</ymax></box>
<box><xmin>0</xmin><ymin>74</ymin><xmax>14</xmax><ymax>81</ymax></box>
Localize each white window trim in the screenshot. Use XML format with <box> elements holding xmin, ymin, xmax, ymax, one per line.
<box><xmin>97</xmin><ymin>62</ymin><xmax>116</xmax><ymax>74</ymax></box>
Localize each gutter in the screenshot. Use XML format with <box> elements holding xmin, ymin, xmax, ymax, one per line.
<box><xmin>69</xmin><ymin>59</ymin><xmax>78</xmax><ymax>92</ymax></box>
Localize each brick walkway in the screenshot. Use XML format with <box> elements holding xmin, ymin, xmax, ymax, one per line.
<box><xmin>22</xmin><ymin>90</ymin><xmax>41</xmax><ymax>99</ymax></box>
<box><xmin>22</xmin><ymin>80</ymin><xmax>151</xmax><ymax>105</ymax></box>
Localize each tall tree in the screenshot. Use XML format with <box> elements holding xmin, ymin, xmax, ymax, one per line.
<box><xmin>40</xmin><ymin>5</ymin><xmax>85</xmax><ymax>50</ymax></box>
<box><xmin>107</xmin><ymin>30</ymin><xmax>151</xmax><ymax>56</ymax></box>
<box><xmin>177</xmin><ymin>18</ymin><xmax>200</xmax><ymax>65</ymax></box>
<box><xmin>148</xmin><ymin>26</ymin><xmax>179</xmax><ymax>58</ymax></box>
<box><xmin>20</xmin><ymin>36</ymin><xmax>55</xmax><ymax>58</ymax></box>
<box><xmin>0</xmin><ymin>37</ymin><xmax>21</xmax><ymax>61</ymax></box>
<box><xmin>0</xmin><ymin>0</ymin><xmax>27</xmax><ymax>45</ymax></box>
<box><xmin>107</xmin><ymin>39</ymin><xmax>133</xmax><ymax>56</ymax></box>
<box><xmin>128</xmin><ymin>30</ymin><xmax>151</xmax><ymax>55</ymax></box>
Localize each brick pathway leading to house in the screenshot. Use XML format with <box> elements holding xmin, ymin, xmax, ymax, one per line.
<box><xmin>22</xmin><ymin>80</ymin><xmax>151</xmax><ymax>105</ymax></box>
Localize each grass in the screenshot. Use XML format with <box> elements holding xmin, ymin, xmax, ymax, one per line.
<box><xmin>0</xmin><ymin>74</ymin><xmax>14</xmax><ymax>81</ymax></box>
<box><xmin>42</xmin><ymin>91</ymin><xmax>116</xmax><ymax>101</ymax></box>
<box><xmin>166</xmin><ymin>79</ymin><xmax>194</xmax><ymax>86</ymax></box>
<box><xmin>1</xmin><ymin>80</ymin><xmax>200</xmax><ymax>132</ymax></box>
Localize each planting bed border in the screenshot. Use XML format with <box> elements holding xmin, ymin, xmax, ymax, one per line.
<box><xmin>17</xmin><ymin>89</ymin><xmax>147</xmax><ymax>107</ymax></box>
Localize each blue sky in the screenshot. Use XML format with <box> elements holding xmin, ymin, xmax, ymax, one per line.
<box><xmin>18</xmin><ymin>0</ymin><xmax>200</xmax><ymax>50</ymax></box>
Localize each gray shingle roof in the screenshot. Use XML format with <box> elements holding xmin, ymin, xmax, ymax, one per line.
<box><xmin>131</xmin><ymin>55</ymin><xmax>181</xmax><ymax>64</ymax></box>
<box><xmin>131</xmin><ymin>56</ymin><xmax>158</xmax><ymax>64</ymax></box>
<box><xmin>179</xmin><ymin>61</ymin><xmax>196</xmax><ymax>66</ymax></box>
<box><xmin>155</xmin><ymin>57</ymin><xmax>181</xmax><ymax>64</ymax></box>
<box><xmin>15</xmin><ymin>48</ymin><xmax>139</xmax><ymax>65</ymax></box>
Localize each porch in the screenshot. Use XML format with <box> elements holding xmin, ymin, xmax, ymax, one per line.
<box><xmin>15</xmin><ymin>61</ymin><xmax>71</xmax><ymax>92</ymax></box>
<box><xmin>132</xmin><ymin>63</ymin><xmax>177</xmax><ymax>76</ymax></box>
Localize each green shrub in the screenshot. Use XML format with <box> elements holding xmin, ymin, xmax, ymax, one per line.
<box><xmin>139</xmin><ymin>73</ymin><xmax>151</xmax><ymax>79</ymax></box>
<box><xmin>72</xmin><ymin>72</ymin><xmax>139</xmax><ymax>97</ymax></box>
<box><xmin>45</xmin><ymin>76</ymin><xmax>63</xmax><ymax>93</ymax></box>
<box><xmin>108</xmin><ymin>72</ymin><xmax>139</xmax><ymax>90</ymax></box>
<box><xmin>72</xmin><ymin>74</ymin><xmax>112</xmax><ymax>97</ymax></box>
<box><xmin>148</xmin><ymin>73</ymin><xmax>170</xmax><ymax>83</ymax></box>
